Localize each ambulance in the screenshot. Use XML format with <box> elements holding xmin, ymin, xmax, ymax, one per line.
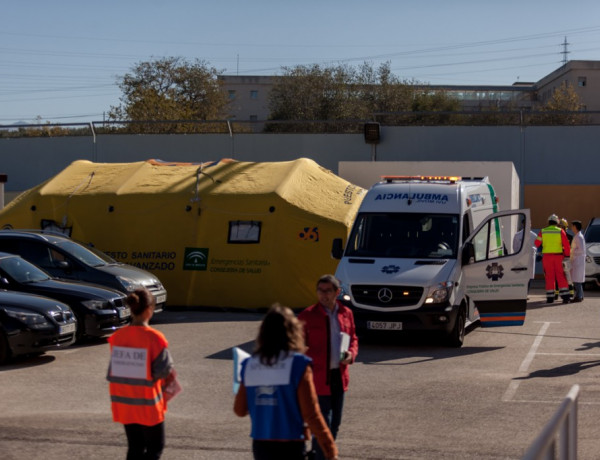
<box><xmin>331</xmin><ymin>176</ymin><xmax>532</xmax><ymax>347</ymax></box>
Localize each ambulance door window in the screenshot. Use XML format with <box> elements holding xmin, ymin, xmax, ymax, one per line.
<box><xmin>471</xmin><ymin>213</ymin><xmax>525</xmax><ymax>262</ymax></box>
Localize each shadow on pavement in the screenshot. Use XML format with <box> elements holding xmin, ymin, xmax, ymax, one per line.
<box><xmin>514</xmin><ymin>359</ymin><xmax>600</xmax><ymax>379</ymax></box>
<box><xmin>0</xmin><ymin>353</ymin><xmax>55</xmax><ymax>371</ymax></box>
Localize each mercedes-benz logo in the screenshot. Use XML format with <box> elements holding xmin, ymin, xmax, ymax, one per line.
<box><xmin>377</xmin><ymin>288</ymin><xmax>393</xmax><ymax>303</ymax></box>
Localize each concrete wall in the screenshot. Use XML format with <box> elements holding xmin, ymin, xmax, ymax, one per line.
<box><xmin>2</xmin><ymin>125</ymin><xmax>600</xmax><ymax>226</ymax></box>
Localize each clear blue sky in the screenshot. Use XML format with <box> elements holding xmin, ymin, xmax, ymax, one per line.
<box><xmin>2</xmin><ymin>0</ymin><xmax>600</xmax><ymax>125</ymax></box>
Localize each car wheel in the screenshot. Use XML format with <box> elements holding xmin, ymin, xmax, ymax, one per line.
<box><xmin>447</xmin><ymin>306</ymin><xmax>466</xmax><ymax>348</ymax></box>
<box><xmin>0</xmin><ymin>330</ymin><xmax>10</xmax><ymax>364</ymax></box>
<box><xmin>74</xmin><ymin>313</ymin><xmax>86</xmax><ymax>342</ymax></box>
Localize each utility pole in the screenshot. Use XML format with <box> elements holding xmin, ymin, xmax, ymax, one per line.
<box><xmin>561</xmin><ymin>36</ymin><xmax>570</xmax><ymax>65</ymax></box>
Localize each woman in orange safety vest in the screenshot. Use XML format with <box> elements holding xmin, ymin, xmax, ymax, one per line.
<box><xmin>107</xmin><ymin>288</ymin><xmax>175</xmax><ymax>460</ymax></box>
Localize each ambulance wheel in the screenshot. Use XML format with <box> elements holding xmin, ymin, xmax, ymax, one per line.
<box><xmin>447</xmin><ymin>306</ymin><xmax>466</xmax><ymax>348</ymax></box>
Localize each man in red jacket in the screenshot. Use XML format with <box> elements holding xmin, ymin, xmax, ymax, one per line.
<box><xmin>298</xmin><ymin>274</ymin><xmax>359</xmax><ymax>460</ymax></box>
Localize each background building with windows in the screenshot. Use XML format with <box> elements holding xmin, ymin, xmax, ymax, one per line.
<box><xmin>219</xmin><ymin>60</ymin><xmax>600</xmax><ymax>122</ymax></box>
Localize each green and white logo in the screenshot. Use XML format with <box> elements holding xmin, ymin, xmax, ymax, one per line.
<box><xmin>183</xmin><ymin>248</ymin><xmax>209</xmax><ymax>271</ymax></box>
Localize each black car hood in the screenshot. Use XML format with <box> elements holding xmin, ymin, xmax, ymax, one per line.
<box><xmin>23</xmin><ymin>279</ymin><xmax>124</xmax><ymax>301</ymax></box>
<box><xmin>0</xmin><ymin>289</ymin><xmax>71</xmax><ymax>314</ymax></box>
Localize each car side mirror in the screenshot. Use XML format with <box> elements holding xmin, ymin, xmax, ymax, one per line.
<box><xmin>57</xmin><ymin>260</ymin><xmax>70</xmax><ymax>270</ymax></box>
<box><xmin>331</xmin><ymin>238</ymin><xmax>344</xmax><ymax>260</ymax></box>
<box><xmin>461</xmin><ymin>242</ymin><xmax>475</xmax><ymax>266</ymax></box>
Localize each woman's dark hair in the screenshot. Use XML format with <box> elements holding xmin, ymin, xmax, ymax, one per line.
<box><xmin>126</xmin><ymin>288</ymin><xmax>155</xmax><ymax>316</ymax></box>
<box><xmin>255</xmin><ymin>304</ymin><xmax>305</xmax><ymax>365</ymax></box>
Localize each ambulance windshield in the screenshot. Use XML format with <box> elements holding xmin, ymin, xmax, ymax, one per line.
<box><xmin>345</xmin><ymin>213</ymin><xmax>459</xmax><ymax>259</ymax></box>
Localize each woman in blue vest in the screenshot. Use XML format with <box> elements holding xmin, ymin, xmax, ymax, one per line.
<box><xmin>234</xmin><ymin>304</ymin><xmax>339</xmax><ymax>460</ymax></box>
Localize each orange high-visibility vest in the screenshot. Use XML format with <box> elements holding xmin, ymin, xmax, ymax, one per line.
<box><xmin>107</xmin><ymin>326</ymin><xmax>170</xmax><ymax>426</ymax></box>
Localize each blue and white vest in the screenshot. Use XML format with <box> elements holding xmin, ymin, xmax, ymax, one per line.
<box><xmin>241</xmin><ymin>352</ymin><xmax>311</xmax><ymax>440</ymax></box>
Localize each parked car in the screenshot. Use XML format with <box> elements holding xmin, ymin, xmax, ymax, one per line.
<box><xmin>0</xmin><ymin>289</ymin><xmax>77</xmax><ymax>364</ymax></box>
<box><xmin>0</xmin><ymin>252</ymin><xmax>130</xmax><ymax>340</ymax></box>
<box><xmin>0</xmin><ymin>230</ymin><xmax>167</xmax><ymax>312</ymax></box>
<box><xmin>584</xmin><ymin>217</ymin><xmax>600</xmax><ymax>287</ymax></box>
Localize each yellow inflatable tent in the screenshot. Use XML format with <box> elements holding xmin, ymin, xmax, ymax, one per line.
<box><xmin>0</xmin><ymin>158</ymin><xmax>365</xmax><ymax>308</ymax></box>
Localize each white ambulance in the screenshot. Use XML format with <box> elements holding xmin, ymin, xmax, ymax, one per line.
<box><xmin>331</xmin><ymin>176</ymin><xmax>532</xmax><ymax>347</ymax></box>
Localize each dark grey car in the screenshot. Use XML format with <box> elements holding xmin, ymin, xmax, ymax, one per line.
<box><xmin>0</xmin><ymin>230</ymin><xmax>167</xmax><ymax>312</ymax></box>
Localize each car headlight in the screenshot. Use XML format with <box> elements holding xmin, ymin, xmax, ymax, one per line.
<box><xmin>337</xmin><ymin>281</ymin><xmax>352</xmax><ymax>303</ymax></box>
<box><xmin>117</xmin><ymin>276</ymin><xmax>141</xmax><ymax>292</ymax></box>
<box><xmin>81</xmin><ymin>299</ymin><xmax>111</xmax><ymax>310</ymax></box>
<box><xmin>425</xmin><ymin>282</ymin><xmax>454</xmax><ymax>304</ymax></box>
<box><xmin>150</xmin><ymin>279</ymin><xmax>164</xmax><ymax>290</ymax></box>
<box><xmin>3</xmin><ymin>307</ymin><xmax>52</xmax><ymax>329</ymax></box>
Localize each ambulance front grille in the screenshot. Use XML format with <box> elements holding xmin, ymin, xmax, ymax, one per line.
<box><xmin>351</xmin><ymin>285</ymin><xmax>423</xmax><ymax>307</ymax></box>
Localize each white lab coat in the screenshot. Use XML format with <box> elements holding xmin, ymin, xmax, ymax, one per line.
<box><xmin>513</xmin><ymin>229</ymin><xmax>538</xmax><ymax>279</ymax></box>
<box><xmin>570</xmin><ymin>231</ymin><xmax>586</xmax><ymax>283</ymax></box>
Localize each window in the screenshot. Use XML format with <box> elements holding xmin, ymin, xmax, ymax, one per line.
<box><xmin>228</xmin><ymin>221</ymin><xmax>261</xmax><ymax>243</ymax></box>
<box><xmin>228</xmin><ymin>90</ymin><xmax>236</xmax><ymax>99</ymax></box>
<box><xmin>249</xmin><ymin>115</ymin><xmax>258</xmax><ymax>121</ymax></box>
<box><xmin>250</xmin><ymin>90</ymin><xmax>258</xmax><ymax>99</ymax></box>
<box><xmin>462</xmin><ymin>214</ymin><xmax>471</xmax><ymax>244</ymax></box>
<box><xmin>470</xmin><ymin>213</ymin><xmax>525</xmax><ymax>262</ymax></box>
<box><xmin>578</xmin><ymin>76</ymin><xmax>587</xmax><ymax>87</ymax></box>
<box><xmin>345</xmin><ymin>212</ymin><xmax>459</xmax><ymax>259</ymax></box>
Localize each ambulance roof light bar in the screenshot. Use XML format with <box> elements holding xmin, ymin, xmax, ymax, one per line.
<box><xmin>381</xmin><ymin>175</ymin><xmax>462</xmax><ymax>184</ymax></box>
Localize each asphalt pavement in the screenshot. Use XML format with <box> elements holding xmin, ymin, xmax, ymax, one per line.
<box><xmin>2</xmin><ymin>283</ymin><xmax>600</xmax><ymax>459</ymax></box>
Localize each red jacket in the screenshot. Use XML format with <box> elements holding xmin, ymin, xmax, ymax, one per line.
<box><xmin>298</xmin><ymin>301</ymin><xmax>358</xmax><ymax>396</ymax></box>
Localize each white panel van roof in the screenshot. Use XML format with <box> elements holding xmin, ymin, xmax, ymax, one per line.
<box><xmin>361</xmin><ymin>181</ymin><xmax>463</xmax><ymax>213</ymax></box>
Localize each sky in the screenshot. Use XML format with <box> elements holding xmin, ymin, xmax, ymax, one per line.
<box><xmin>3</xmin><ymin>0</ymin><xmax>600</xmax><ymax>125</ymax></box>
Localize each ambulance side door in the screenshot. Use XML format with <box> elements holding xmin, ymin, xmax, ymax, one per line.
<box><xmin>461</xmin><ymin>209</ymin><xmax>531</xmax><ymax>327</ymax></box>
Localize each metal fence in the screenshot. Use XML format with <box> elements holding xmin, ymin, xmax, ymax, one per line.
<box><xmin>522</xmin><ymin>384</ymin><xmax>580</xmax><ymax>460</ymax></box>
<box><xmin>2</xmin><ymin>111</ymin><xmax>600</xmax><ymax>138</ymax></box>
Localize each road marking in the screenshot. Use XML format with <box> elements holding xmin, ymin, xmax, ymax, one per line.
<box><xmin>502</xmin><ymin>321</ymin><xmax>551</xmax><ymax>402</ymax></box>
<box><xmin>536</xmin><ymin>353</ymin><xmax>600</xmax><ymax>356</ymax></box>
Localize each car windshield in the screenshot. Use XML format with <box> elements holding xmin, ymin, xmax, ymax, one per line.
<box><xmin>0</xmin><ymin>256</ymin><xmax>51</xmax><ymax>283</ymax></box>
<box><xmin>345</xmin><ymin>212</ymin><xmax>459</xmax><ymax>259</ymax></box>
<box><xmin>55</xmin><ymin>240</ymin><xmax>110</xmax><ymax>267</ymax></box>
<box><xmin>585</xmin><ymin>225</ymin><xmax>600</xmax><ymax>243</ymax></box>
<box><xmin>84</xmin><ymin>245</ymin><xmax>118</xmax><ymax>264</ymax></box>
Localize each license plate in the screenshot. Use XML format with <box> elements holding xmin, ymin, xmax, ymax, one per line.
<box><xmin>367</xmin><ymin>321</ymin><xmax>403</xmax><ymax>330</ymax></box>
<box><xmin>155</xmin><ymin>295</ymin><xmax>166</xmax><ymax>304</ymax></box>
<box><xmin>59</xmin><ymin>323</ymin><xmax>76</xmax><ymax>335</ymax></box>
<box><xmin>119</xmin><ymin>307</ymin><xmax>131</xmax><ymax>318</ymax></box>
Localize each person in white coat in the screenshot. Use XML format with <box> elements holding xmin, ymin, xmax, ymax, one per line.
<box><xmin>570</xmin><ymin>220</ymin><xmax>586</xmax><ymax>302</ymax></box>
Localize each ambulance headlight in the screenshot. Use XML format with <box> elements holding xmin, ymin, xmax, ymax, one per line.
<box><xmin>337</xmin><ymin>281</ymin><xmax>352</xmax><ymax>303</ymax></box>
<box><xmin>425</xmin><ymin>282</ymin><xmax>454</xmax><ymax>304</ymax></box>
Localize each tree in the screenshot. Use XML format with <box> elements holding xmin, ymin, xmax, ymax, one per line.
<box><xmin>266</xmin><ymin>64</ymin><xmax>359</xmax><ymax>132</ymax></box>
<box><xmin>408</xmin><ymin>88</ymin><xmax>461</xmax><ymax>125</ymax></box>
<box><xmin>534</xmin><ymin>81</ymin><xmax>588</xmax><ymax>125</ymax></box>
<box><xmin>266</xmin><ymin>62</ymin><xmax>461</xmax><ymax>131</ymax></box>
<box><xmin>109</xmin><ymin>57</ymin><xmax>230</xmax><ymax>133</ymax></box>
